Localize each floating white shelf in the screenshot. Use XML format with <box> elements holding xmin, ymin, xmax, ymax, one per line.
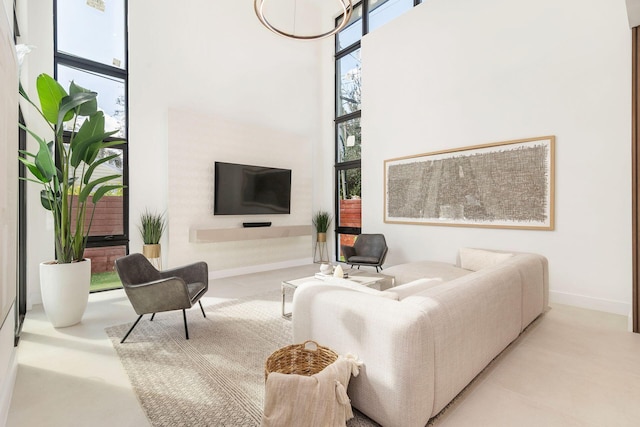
<box><xmin>189</xmin><ymin>225</ymin><xmax>313</xmax><ymax>243</ymax></box>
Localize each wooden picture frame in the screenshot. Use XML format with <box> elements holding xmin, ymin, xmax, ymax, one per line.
<box><xmin>384</xmin><ymin>136</ymin><xmax>555</xmax><ymax>230</ymax></box>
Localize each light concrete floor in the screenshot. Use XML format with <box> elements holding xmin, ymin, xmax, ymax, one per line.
<box><xmin>7</xmin><ymin>264</ymin><xmax>640</xmax><ymax>427</ymax></box>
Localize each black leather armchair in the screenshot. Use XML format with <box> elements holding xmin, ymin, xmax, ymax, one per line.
<box><xmin>341</xmin><ymin>234</ymin><xmax>388</xmax><ymax>272</ymax></box>
<box><xmin>115</xmin><ymin>253</ymin><xmax>208</xmax><ymax>343</ymax></box>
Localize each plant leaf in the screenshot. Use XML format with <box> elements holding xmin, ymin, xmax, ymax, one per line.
<box><xmin>57</xmin><ymin>92</ymin><xmax>96</xmax><ymax>130</ymax></box>
<box><xmin>34</xmin><ymin>141</ymin><xmax>56</xmax><ymax>182</ymax></box>
<box><xmin>18</xmin><ymin>157</ymin><xmax>47</xmax><ymax>182</ymax></box>
<box><xmin>69</xmin><ymin>81</ymin><xmax>98</xmax><ymax>116</ymax></box>
<box><xmin>18</xmin><ymin>81</ymin><xmax>31</xmax><ymax>103</ymax></box>
<box><xmin>78</xmin><ymin>174</ymin><xmax>121</xmax><ymax>202</ymax></box>
<box><xmin>19</xmin><ymin>124</ymin><xmax>56</xmax><ymax>182</ymax></box>
<box><xmin>40</xmin><ymin>190</ymin><xmax>56</xmax><ymax>211</ymax></box>
<box><xmin>92</xmin><ymin>185</ymin><xmax>125</xmax><ymax>204</ymax></box>
<box><xmin>69</xmin><ymin>112</ymin><xmax>119</xmax><ymax>167</ymax></box>
<box><xmin>36</xmin><ymin>74</ymin><xmax>67</xmax><ymax>125</ymax></box>
<box><xmin>99</xmin><ymin>140</ymin><xmax>126</xmax><ymax>149</ymax></box>
<box><xmin>18</xmin><ymin>149</ymin><xmax>36</xmax><ymax>158</ymax></box>
<box><xmin>83</xmin><ymin>153</ymin><xmax>120</xmax><ymax>184</ymax></box>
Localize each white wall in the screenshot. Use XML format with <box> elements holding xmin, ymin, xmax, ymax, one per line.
<box><xmin>166</xmin><ymin>109</ymin><xmax>312</xmax><ymax>274</ymax></box>
<box><xmin>17</xmin><ymin>0</ymin><xmax>55</xmax><ymax>307</ymax></box>
<box><xmin>361</xmin><ymin>0</ymin><xmax>632</xmax><ymax>314</ymax></box>
<box><xmin>0</xmin><ymin>1</ymin><xmax>17</xmax><ymax>423</ymax></box>
<box><xmin>128</xmin><ymin>1</ymin><xmax>325</xmax><ymax>272</ymax></box>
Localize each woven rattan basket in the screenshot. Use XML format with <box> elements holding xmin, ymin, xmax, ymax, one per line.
<box><xmin>265</xmin><ymin>340</ymin><xmax>338</xmax><ymax>380</ymax></box>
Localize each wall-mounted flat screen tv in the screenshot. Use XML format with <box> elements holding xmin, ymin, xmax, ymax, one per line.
<box><xmin>214</xmin><ymin>162</ymin><xmax>292</xmax><ymax>215</ymax></box>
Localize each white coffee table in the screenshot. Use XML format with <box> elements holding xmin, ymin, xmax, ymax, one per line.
<box><xmin>281</xmin><ymin>270</ymin><xmax>394</xmax><ymax>319</ymax></box>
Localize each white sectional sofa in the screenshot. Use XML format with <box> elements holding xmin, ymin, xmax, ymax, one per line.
<box><xmin>292</xmin><ymin>248</ymin><xmax>549</xmax><ymax>427</ymax></box>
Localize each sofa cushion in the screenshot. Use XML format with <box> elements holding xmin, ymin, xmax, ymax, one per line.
<box><xmin>459</xmin><ymin>248</ymin><xmax>513</xmax><ymax>271</ymax></box>
<box><xmin>391</xmin><ymin>278</ymin><xmax>444</xmax><ymax>300</ymax></box>
<box><xmin>383</xmin><ymin>260</ymin><xmax>470</xmax><ymax>285</ymax></box>
<box><xmin>324</xmin><ymin>277</ymin><xmax>399</xmax><ymax>300</ymax></box>
<box><xmin>348</xmin><ymin>255</ymin><xmax>380</xmax><ymax>264</ymax></box>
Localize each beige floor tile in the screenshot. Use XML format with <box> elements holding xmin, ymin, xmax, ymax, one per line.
<box><xmin>481</xmin><ymin>307</ymin><xmax>640</xmax><ymax>427</ymax></box>
<box><xmin>434</xmin><ymin>383</ymin><xmax>592</xmax><ymax>427</ymax></box>
<box><xmin>520</xmin><ymin>307</ymin><xmax>640</xmax><ymax>374</ymax></box>
<box><xmin>485</xmin><ymin>343</ymin><xmax>640</xmax><ymax>426</ymax></box>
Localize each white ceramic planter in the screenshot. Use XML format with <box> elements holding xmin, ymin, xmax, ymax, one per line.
<box><xmin>40</xmin><ymin>259</ymin><xmax>91</xmax><ymax>328</ymax></box>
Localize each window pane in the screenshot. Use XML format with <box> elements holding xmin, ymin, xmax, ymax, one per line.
<box><xmin>57</xmin><ymin>0</ymin><xmax>126</xmax><ymax>69</ymax></box>
<box><xmin>57</xmin><ymin>64</ymin><xmax>126</xmax><ymax>137</ymax></box>
<box><xmin>85</xmin><ymin>245</ymin><xmax>125</xmax><ymax>292</ymax></box>
<box><xmin>338</xmin><ymin>233</ymin><xmax>358</xmax><ymax>262</ymax></box>
<box><xmin>338</xmin><ymin>168</ymin><xmax>362</xmax><ymax>228</ymax></box>
<box><xmin>70</xmin><ymin>148</ymin><xmax>124</xmax><ymax>237</ymax></box>
<box><xmin>369</xmin><ymin>0</ymin><xmax>414</xmax><ymax>32</ymax></box>
<box><xmin>336</xmin><ymin>3</ymin><xmax>363</xmax><ymax>51</ymax></box>
<box><xmin>88</xmin><ymin>147</ymin><xmax>124</xmax><ymax>237</ymax></box>
<box><xmin>337</xmin><ymin>117</ymin><xmax>361</xmax><ymax>162</ymax></box>
<box><xmin>336</xmin><ymin>49</ymin><xmax>362</xmax><ymax>116</ymax></box>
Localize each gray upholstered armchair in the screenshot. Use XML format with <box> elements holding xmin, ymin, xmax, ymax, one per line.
<box><xmin>115</xmin><ymin>253</ymin><xmax>208</xmax><ymax>343</ymax></box>
<box><xmin>341</xmin><ymin>234</ymin><xmax>388</xmax><ymax>272</ymax></box>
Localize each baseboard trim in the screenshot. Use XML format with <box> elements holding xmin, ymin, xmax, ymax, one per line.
<box><xmin>208</xmin><ymin>257</ymin><xmax>314</xmax><ymax>280</ymax></box>
<box><xmin>549</xmin><ymin>290</ymin><xmax>631</xmax><ymax>316</ymax></box>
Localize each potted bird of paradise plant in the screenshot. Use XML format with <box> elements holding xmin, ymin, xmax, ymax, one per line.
<box><xmin>19</xmin><ymin>73</ymin><xmax>125</xmax><ymax>327</ymax></box>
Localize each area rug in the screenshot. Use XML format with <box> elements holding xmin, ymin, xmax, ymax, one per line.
<box><xmin>106</xmin><ymin>290</ymin><xmax>383</xmax><ymax>426</ymax></box>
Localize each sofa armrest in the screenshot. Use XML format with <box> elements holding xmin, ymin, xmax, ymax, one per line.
<box><xmin>292</xmin><ymin>282</ymin><xmax>435</xmax><ymax>427</ymax></box>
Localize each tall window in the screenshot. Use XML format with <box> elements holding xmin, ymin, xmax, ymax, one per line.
<box><xmin>334</xmin><ymin>0</ymin><xmax>419</xmax><ymax>260</ymax></box>
<box><xmin>54</xmin><ymin>0</ymin><xmax>128</xmax><ymax>291</ymax></box>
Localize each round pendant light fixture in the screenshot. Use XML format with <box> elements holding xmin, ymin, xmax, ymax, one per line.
<box><xmin>254</xmin><ymin>0</ymin><xmax>353</xmax><ymax>41</ymax></box>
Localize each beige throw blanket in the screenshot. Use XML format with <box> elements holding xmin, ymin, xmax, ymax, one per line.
<box><xmin>261</xmin><ymin>354</ymin><xmax>363</xmax><ymax>427</ymax></box>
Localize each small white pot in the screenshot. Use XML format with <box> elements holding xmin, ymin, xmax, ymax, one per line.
<box><xmin>40</xmin><ymin>259</ymin><xmax>91</xmax><ymax>328</ymax></box>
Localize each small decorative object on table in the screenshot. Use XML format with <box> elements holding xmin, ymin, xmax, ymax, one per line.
<box><xmin>319</xmin><ymin>263</ymin><xmax>333</xmax><ymax>275</ymax></box>
<box><xmin>333</xmin><ymin>264</ymin><xmax>344</xmax><ymax>278</ymax></box>
<box><xmin>314</xmin><ymin>264</ymin><xmax>348</xmax><ymax>280</ymax></box>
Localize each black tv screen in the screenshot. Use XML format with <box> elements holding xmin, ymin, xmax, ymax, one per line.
<box><xmin>214</xmin><ymin>162</ymin><xmax>292</xmax><ymax>215</ymax></box>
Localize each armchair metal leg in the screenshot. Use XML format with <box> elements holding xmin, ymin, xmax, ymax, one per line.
<box><xmin>183</xmin><ymin>309</ymin><xmax>189</xmax><ymax>340</ymax></box>
<box><xmin>150</xmin><ymin>313</ymin><xmax>156</xmax><ymax>321</ymax></box>
<box><xmin>198</xmin><ymin>300</ymin><xmax>206</xmax><ymax>318</ymax></box>
<box><xmin>121</xmin><ymin>315</ymin><xmax>144</xmax><ymax>343</ymax></box>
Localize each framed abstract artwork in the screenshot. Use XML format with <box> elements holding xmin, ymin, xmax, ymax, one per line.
<box><xmin>384</xmin><ymin>136</ymin><xmax>555</xmax><ymax>230</ymax></box>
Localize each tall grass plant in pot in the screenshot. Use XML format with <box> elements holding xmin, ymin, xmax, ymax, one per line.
<box><xmin>312</xmin><ymin>211</ymin><xmax>332</xmax><ymax>263</ymax></box>
<box><xmin>19</xmin><ymin>73</ymin><xmax>125</xmax><ymax>327</ymax></box>
<box><xmin>312</xmin><ymin>211</ymin><xmax>332</xmax><ymax>242</ymax></box>
<box><xmin>139</xmin><ymin>210</ymin><xmax>166</xmax><ymax>268</ymax></box>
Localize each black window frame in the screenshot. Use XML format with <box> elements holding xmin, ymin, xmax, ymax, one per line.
<box><xmin>334</xmin><ymin>4</ymin><xmax>364</xmax><ymax>259</ymax></box>
<box><xmin>333</xmin><ymin>0</ymin><xmax>422</xmax><ymax>259</ymax></box>
<box><xmin>53</xmin><ymin>0</ymin><xmax>130</xmax><ymax>285</ymax></box>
